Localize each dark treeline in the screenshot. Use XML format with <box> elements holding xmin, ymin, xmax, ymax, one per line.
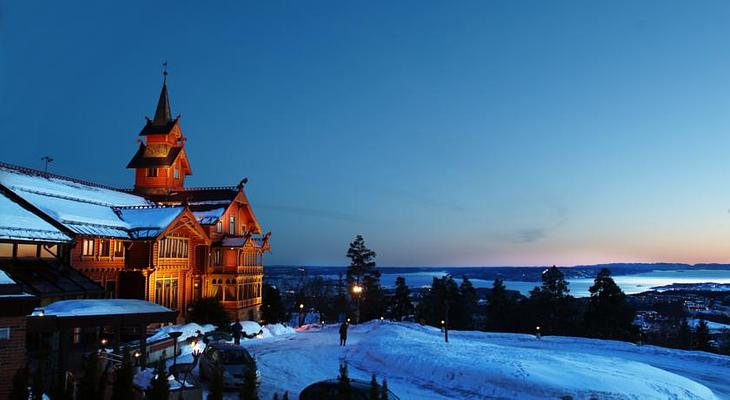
<box><xmin>260</xmin><ymin>236</ymin><xmax>723</xmax><ymax>354</ymax></box>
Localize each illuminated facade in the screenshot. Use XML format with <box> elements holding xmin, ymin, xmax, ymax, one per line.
<box><xmin>0</xmin><ymin>77</ymin><xmax>270</xmax><ymax>321</ymax></box>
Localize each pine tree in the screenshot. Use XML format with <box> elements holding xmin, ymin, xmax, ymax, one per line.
<box><xmin>273</xmin><ymin>394</ymin><xmax>279</xmax><ymax>400</ymax></box>
<box><xmin>188</xmin><ymin>297</ymin><xmax>232</xmax><ymax>329</ymax></box>
<box><xmin>261</xmin><ymin>284</ymin><xmax>287</xmax><ymax>324</ymax></box>
<box><xmin>677</xmin><ymin>318</ymin><xmax>692</xmax><ymax>349</ymax></box>
<box><xmin>146</xmin><ymin>360</ymin><xmax>170</xmax><ymax>400</ymax></box>
<box><xmin>391</xmin><ymin>276</ymin><xmax>413</xmax><ymax>321</ymax></box>
<box><xmin>583</xmin><ymin>268</ymin><xmax>636</xmax><ymax>340</ymax></box>
<box><xmin>111</xmin><ymin>347</ymin><xmax>134</xmax><ymax>400</ymax></box>
<box><xmin>458</xmin><ymin>277</ymin><xmax>479</xmax><ymax>329</ymax></box>
<box><xmin>370</xmin><ymin>373</ymin><xmax>379</xmax><ymax>400</ymax></box>
<box><xmin>380</xmin><ymin>378</ymin><xmax>389</xmax><ymax>400</ymax></box>
<box><xmin>9</xmin><ymin>367</ymin><xmax>29</xmax><ymax>400</ymax></box>
<box><xmin>695</xmin><ymin>319</ymin><xmax>712</xmax><ymax>352</ymax></box>
<box><xmin>240</xmin><ymin>358</ymin><xmax>259</xmax><ymax>400</ymax></box>
<box><xmin>346</xmin><ymin>235</ymin><xmax>383</xmax><ymax>322</ymax></box>
<box><xmin>78</xmin><ymin>352</ymin><xmax>100</xmax><ymax>400</ymax></box>
<box><xmin>528</xmin><ymin>266</ymin><xmax>577</xmax><ymax>335</ymax></box>
<box><xmin>486</xmin><ymin>278</ymin><xmax>514</xmax><ymax>332</ymax></box>
<box><xmin>337</xmin><ymin>363</ymin><xmax>351</xmax><ymax>400</ymax></box>
<box><xmin>282</xmin><ymin>392</ymin><xmax>289</xmax><ymax>400</ymax></box>
<box><xmin>416</xmin><ymin>275</ymin><xmax>460</xmax><ymax>328</ymax></box>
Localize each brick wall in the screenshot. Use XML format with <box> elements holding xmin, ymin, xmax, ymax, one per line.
<box><xmin>0</xmin><ymin>316</ymin><xmax>27</xmax><ymax>399</ymax></box>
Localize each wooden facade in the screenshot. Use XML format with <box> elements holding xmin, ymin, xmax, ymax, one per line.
<box><xmin>0</xmin><ymin>77</ymin><xmax>270</xmax><ymax>323</ymax></box>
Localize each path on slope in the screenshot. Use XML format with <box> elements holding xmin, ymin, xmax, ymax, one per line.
<box><xmin>240</xmin><ymin>321</ymin><xmax>728</xmax><ymax>400</ymax></box>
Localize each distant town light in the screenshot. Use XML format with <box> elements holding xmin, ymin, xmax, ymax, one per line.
<box><xmin>299</xmin><ymin>303</ymin><xmax>304</xmax><ymax>309</ymax></box>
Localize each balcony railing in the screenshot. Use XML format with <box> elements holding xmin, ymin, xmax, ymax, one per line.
<box><xmin>222</xmin><ymin>297</ymin><xmax>262</xmax><ymax>309</ymax></box>
<box><xmin>209</xmin><ymin>265</ymin><xmax>263</xmax><ymax>275</ymax></box>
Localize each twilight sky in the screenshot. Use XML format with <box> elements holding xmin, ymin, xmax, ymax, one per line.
<box><xmin>2</xmin><ymin>1</ymin><xmax>730</xmax><ymax>266</ymax></box>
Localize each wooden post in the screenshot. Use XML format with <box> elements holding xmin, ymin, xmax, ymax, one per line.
<box><xmin>444</xmin><ymin>300</ymin><xmax>449</xmax><ymax>343</ymax></box>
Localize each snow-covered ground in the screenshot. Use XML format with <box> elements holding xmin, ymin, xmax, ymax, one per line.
<box><xmin>248</xmin><ymin>322</ymin><xmax>729</xmax><ymax>400</ymax></box>
<box><xmin>159</xmin><ymin>321</ymin><xmax>730</xmax><ymax>399</ymax></box>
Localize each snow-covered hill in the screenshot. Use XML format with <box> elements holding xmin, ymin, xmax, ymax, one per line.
<box><xmin>238</xmin><ymin>321</ymin><xmax>729</xmax><ymax>400</ymax></box>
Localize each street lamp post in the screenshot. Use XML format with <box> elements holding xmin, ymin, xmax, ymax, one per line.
<box><xmin>168</xmin><ymin>331</ymin><xmax>183</xmax><ymax>367</ymax></box>
<box><xmin>352</xmin><ymin>284</ymin><xmax>363</xmax><ymax>324</ymax></box>
<box><xmin>535</xmin><ymin>326</ymin><xmax>541</xmax><ymax>340</ymax></box>
<box><xmin>299</xmin><ymin>303</ymin><xmax>305</xmax><ymax>327</ymax></box>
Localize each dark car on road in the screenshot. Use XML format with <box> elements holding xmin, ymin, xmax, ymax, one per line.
<box><xmin>199</xmin><ymin>342</ymin><xmax>260</xmax><ymax>389</ymax></box>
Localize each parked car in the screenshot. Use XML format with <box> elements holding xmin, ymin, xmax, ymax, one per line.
<box><xmin>299</xmin><ymin>379</ymin><xmax>400</xmax><ymax>400</ymax></box>
<box><xmin>199</xmin><ymin>342</ymin><xmax>260</xmax><ymax>389</ymax></box>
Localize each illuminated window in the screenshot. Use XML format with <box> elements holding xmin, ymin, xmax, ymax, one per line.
<box><xmin>113</xmin><ymin>241</ymin><xmax>124</xmax><ymax>257</ymax></box>
<box><xmin>158</xmin><ymin>237</ymin><xmax>189</xmax><ymax>258</ymax></box>
<box><xmin>147</xmin><ymin>168</ymin><xmax>158</xmax><ymax>177</ymax></box>
<box><xmin>216</xmin><ymin>221</ymin><xmax>222</xmax><ymax>233</ymax></box>
<box><xmin>40</xmin><ymin>245</ymin><xmax>57</xmax><ymax>259</ymax></box>
<box><xmin>0</xmin><ymin>243</ymin><xmax>12</xmax><ymax>258</ymax></box>
<box><xmin>174</xmin><ymin>167</ymin><xmax>180</xmax><ymax>179</ymax></box>
<box><xmin>155</xmin><ymin>277</ymin><xmax>179</xmax><ymax>309</ymax></box>
<box><xmin>99</xmin><ymin>240</ymin><xmax>110</xmax><ymax>257</ymax></box>
<box><xmin>214</xmin><ymin>249</ymin><xmax>221</xmax><ymax>265</ymax></box>
<box><xmin>82</xmin><ymin>239</ymin><xmax>94</xmax><ymax>256</ymax></box>
<box><xmin>229</xmin><ymin>215</ymin><xmax>235</xmax><ymax>234</ymax></box>
<box><xmin>17</xmin><ymin>244</ymin><xmax>37</xmax><ymax>258</ymax></box>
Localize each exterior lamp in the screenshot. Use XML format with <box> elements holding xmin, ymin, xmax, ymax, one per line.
<box><xmin>352</xmin><ymin>285</ymin><xmax>363</xmax><ymax>294</ymax></box>
<box><xmin>100</xmin><ymin>338</ymin><xmax>108</xmax><ymax>347</ymax></box>
<box><xmin>299</xmin><ymin>303</ymin><xmax>304</xmax><ymax>310</ymax></box>
<box><xmin>168</xmin><ymin>331</ymin><xmax>183</xmax><ymax>366</ymax></box>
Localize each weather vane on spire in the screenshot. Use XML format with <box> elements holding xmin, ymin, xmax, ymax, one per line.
<box><xmin>162</xmin><ymin>60</ymin><xmax>168</xmax><ymax>82</ymax></box>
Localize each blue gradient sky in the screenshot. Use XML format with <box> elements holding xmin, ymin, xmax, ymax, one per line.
<box><xmin>2</xmin><ymin>1</ymin><xmax>730</xmax><ymax>266</ymax></box>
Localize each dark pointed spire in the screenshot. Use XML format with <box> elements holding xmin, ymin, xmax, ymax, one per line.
<box><xmin>152</xmin><ymin>62</ymin><xmax>172</xmax><ymax>126</ymax></box>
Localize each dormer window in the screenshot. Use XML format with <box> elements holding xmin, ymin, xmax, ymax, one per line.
<box><xmin>147</xmin><ymin>168</ymin><xmax>158</xmax><ymax>177</ymax></box>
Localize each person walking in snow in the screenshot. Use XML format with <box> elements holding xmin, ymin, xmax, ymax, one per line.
<box><xmin>232</xmin><ymin>319</ymin><xmax>243</xmax><ymax>345</ymax></box>
<box><xmin>339</xmin><ymin>321</ymin><xmax>348</xmax><ymax>346</ymax></box>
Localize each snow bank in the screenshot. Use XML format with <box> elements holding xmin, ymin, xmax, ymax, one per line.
<box><xmin>149</xmin><ymin>322</ymin><xmax>216</xmax><ymax>343</ymax></box>
<box><xmin>265</xmin><ymin>323</ymin><xmax>296</xmax><ymax>336</ymax></box>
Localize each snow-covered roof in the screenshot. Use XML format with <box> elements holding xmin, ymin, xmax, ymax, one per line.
<box><xmin>0</xmin><ymin>270</ymin><xmax>15</xmax><ymax>285</ymax></box>
<box><xmin>0</xmin><ymin>191</ymin><xmax>72</xmax><ymax>242</ymax></box>
<box><xmin>221</xmin><ymin>236</ymin><xmax>249</xmax><ymax>247</ymax></box>
<box><xmin>38</xmin><ymin>299</ymin><xmax>173</xmax><ymax>317</ymax></box>
<box><xmin>192</xmin><ymin>207</ymin><xmax>226</xmax><ymax>224</ymax></box>
<box><xmin>115</xmin><ymin>206</ymin><xmax>185</xmax><ymax>239</ymax></box>
<box><xmin>0</xmin><ymin>163</ymin><xmax>190</xmax><ymax>240</ymax></box>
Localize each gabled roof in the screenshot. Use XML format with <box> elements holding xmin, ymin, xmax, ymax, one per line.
<box><xmin>146</xmin><ymin>186</ymin><xmax>262</xmax><ymax>233</ymax></box>
<box><xmin>114</xmin><ymin>206</ymin><xmax>185</xmax><ymax>239</ymax></box>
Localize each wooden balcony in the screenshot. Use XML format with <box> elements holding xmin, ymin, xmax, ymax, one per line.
<box><xmin>222</xmin><ymin>297</ymin><xmax>262</xmax><ymax>309</ymax></box>
<box><xmin>209</xmin><ymin>265</ymin><xmax>263</xmax><ymax>275</ymax></box>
